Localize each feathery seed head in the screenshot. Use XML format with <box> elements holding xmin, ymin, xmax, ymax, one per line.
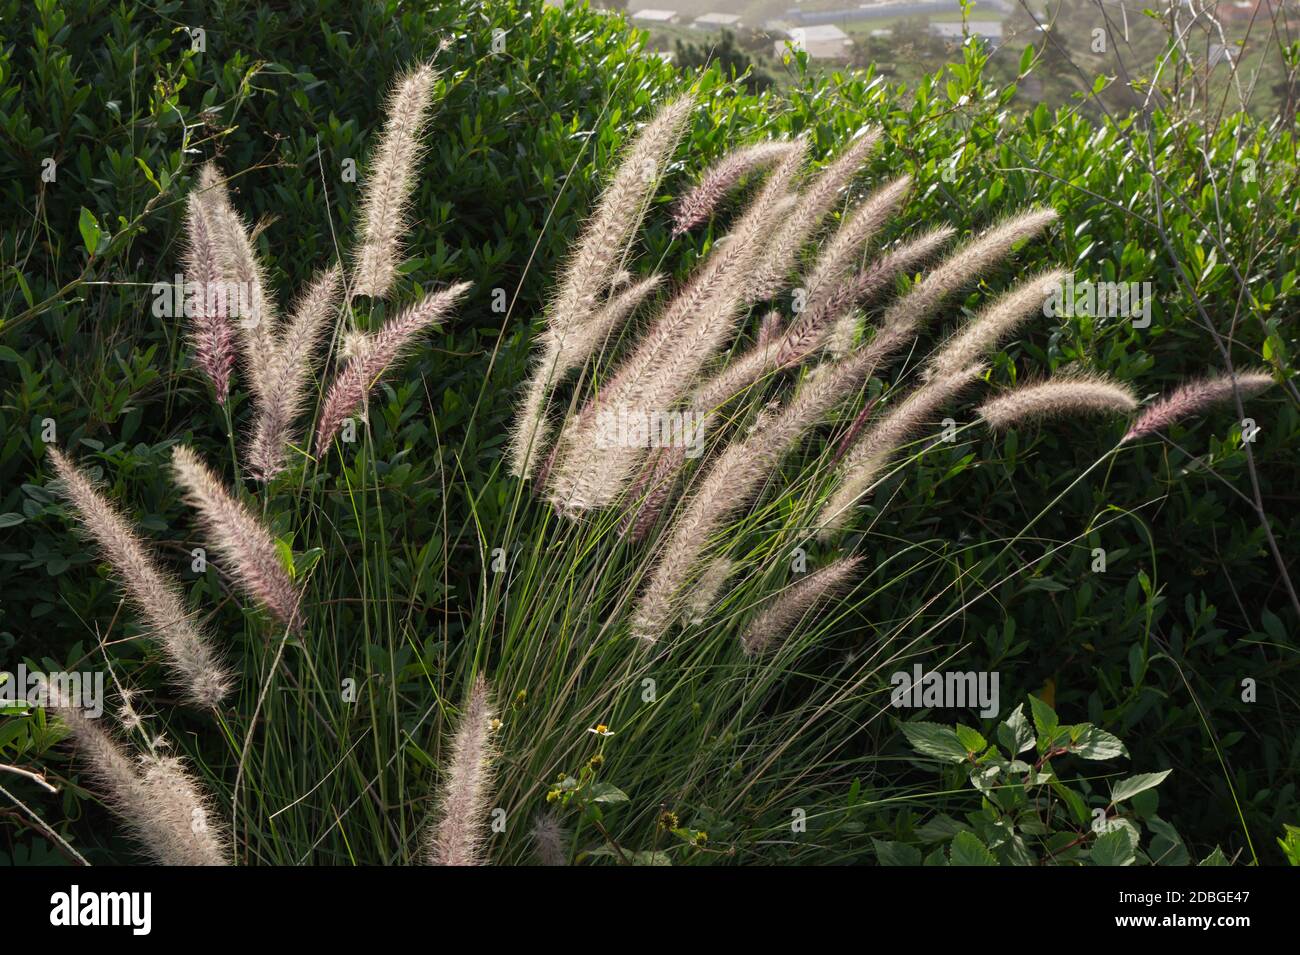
<box><xmin>46</xmin><ymin>447</ymin><xmax>232</xmax><ymax>709</ymax></box>
<box><xmin>978</xmin><ymin>374</ymin><xmax>1138</xmax><ymax>430</ymax></box>
<box><xmin>631</xmin><ymin>352</ymin><xmax>875</xmax><ymax>642</ymax></box>
<box><xmin>1121</xmin><ymin>371</ymin><xmax>1274</xmax><ymax>443</ymax></box>
<box><xmin>741</xmin><ymin>556</ymin><xmax>863</xmax><ymax>656</ymax></box>
<box><xmin>248</xmin><ymin>265</ymin><xmax>343</xmax><ymax>481</ymax></box>
<box><xmin>817</xmin><ymin>365</ymin><xmax>986</xmax><ymax>538</ymax></box>
<box><xmin>818</xmin><ymin>224</ymin><xmax>957</xmax><ymax>360</ymax></box>
<box><xmin>181</xmin><ymin>190</ymin><xmax>238</xmax><ymax>405</ymax></box>
<box><xmin>877</xmin><ymin>207</ymin><xmax>1057</xmax><ymax>339</ymax></box>
<box><xmin>746</xmin><ymin>127</ymin><xmax>882</xmax><ymax>302</ymax></box>
<box><xmin>171</xmin><ymin>445</ymin><xmax>304</xmax><ymax>632</ymax></box>
<box><xmin>925</xmin><ymin>268</ymin><xmax>1067</xmax><ymax>381</ymax></box>
<box><xmin>351</xmin><ymin>63</ymin><xmax>441</xmax><ymax>300</ymax></box>
<box><xmin>671</xmin><ymin>140</ymin><xmax>800</xmax><ymax>236</ymax></box>
<box><xmin>315</xmin><ymin>281</ymin><xmax>469</xmax><ymax>457</ymax></box>
<box><xmin>805</xmin><ymin>173</ymin><xmax>913</xmax><ymax>298</ymax></box>
<box><xmin>53</xmin><ymin>701</ymin><xmax>229</xmax><ymax>865</ymax></box>
<box><xmin>426</xmin><ymin>675</ymin><xmax>498</xmax><ymax>866</ymax></box>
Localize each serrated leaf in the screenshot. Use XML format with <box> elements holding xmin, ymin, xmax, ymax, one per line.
<box><xmin>949</xmin><ymin>830</ymin><xmax>998</xmax><ymax>866</ymax></box>
<box><xmin>1028</xmin><ymin>694</ymin><xmax>1058</xmax><ymax>748</ymax></box>
<box><xmin>998</xmin><ymin>704</ymin><xmax>1035</xmax><ymax>755</ymax></box>
<box><xmin>1109</xmin><ymin>770</ymin><xmax>1172</xmax><ymax>806</ymax></box>
<box><xmin>954</xmin><ymin>724</ymin><xmax>987</xmax><ymax>754</ymax></box>
<box><xmin>901</xmin><ymin>721</ymin><xmax>969</xmax><ymax>763</ymax></box>
<box><xmin>1071</xmin><ymin>725</ymin><xmax>1128</xmax><ymax>760</ymax></box>
<box><xmin>1090</xmin><ymin>827</ymin><xmax>1137</xmax><ymax>866</ymax></box>
<box><xmin>872</xmin><ymin>839</ymin><xmax>922</xmax><ymax>866</ymax></box>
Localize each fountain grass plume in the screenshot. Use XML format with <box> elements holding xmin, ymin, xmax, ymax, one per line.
<box><xmin>746</xmin><ymin>127</ymin><xmax>882</xmax><ymax>302</ymax></box>
<box><xmin>510</xmin><ymin>95</ymin><xmax>694</xmax><ymax>479</ymax></box>
<box><xmin>1122</xmin><ymin>370</ymin><xmax>1275</xmax><ymax>442</ymax></box>
<box><xmin>204</xmin><ymin>172</ymin><xmax>280</xmax><ymax>402</ymax></box>
<box><xmin>631</xmin><ymin>349</ymin><xmax>876</xmax><ymax>642</ymax></box>
<box><xmin>671</xmin><ymin>139</ymin><xmax>799</xmax><ymax>236</ymax></box>
<box><xmin>171</xmin><ymin>444</ymin><xmax>303</xmax><ymax>632</ymax></box>
<box><xmin>426</xmin><ymin>674</ymin><xmax>498</xmax><ymax>866</ymax></box>
<box><xmin>791</xmin><ymin>224</ymin><xmax>957</xmax><ymax>364</ymax></box>
<box><xmin>978</xmin><ymin>374</ymin><xmax>1138</xmax><ymax>430</ymax></box>
<box><xmin>352</xmin><ymin>63</ymin><xmax>440</xmax><ymax>300</ymax></box>
<box><xmin>741</xmin><ymin>556</ymin><xmax>863</xmax><ymax>656</ymax></box>
<box><xmin>924</xmin><ymin>269</ymin><xmax>1067</xmax><ymax>381</ymax></box>
<box><xmin>804</xmin><ymin>174</ymin><xmax>912</xmax><ymax>302</ymax></box>
<box><xmin>46</xmin><ymin>447</ymin><xmax>232</xmax><ymax>709</ymax></box>
<box><xmin>247</xmin><ymin>265</ymin><xmax>343</xmax><ymax>481</ymax></box>
<box><xmin>545</xmin><ymin>149</ymin><xmax>805</xmax><ymax>513</ymax></box>
<box><xmin>181</xmin><ymin>183</ymin><xmax>237</xmax><ymax>404</ymax></box>
<box><xmin>875</xmin><ymin>207</ymin><xmax>1058</xmax><ymax>340</ymax></box>
<box><xmin>53</xmin><ymin>697</ymin><xmax>229</xmax><ymax>865</ymax></box>
<box><xmin>817</xmin><ymin>365</ymin><xmax>986</xmax><ymax>539</ymax></box>
<box><xmin>315</xmin><ymin>281</ymin><xmax>470</xmax><ymax>456</ymax></box>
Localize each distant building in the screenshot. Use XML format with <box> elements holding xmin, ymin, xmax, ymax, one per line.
<box><xmin>777</xmin><ymin>24</ymin><xmax>854</xmax><ymax>61</ymax></box>
<box><xmin>693</xmin><ymin>12</ymin><xmax>742</xmax><ymax>31</ymax></box>
<box><xmin>929</xmin><ymin>20</ymin><xmax>1003</xmax><ymax>45</ymax></box>
<box><xmin>785</xmin><ymin>2</ymin><xmax>961</xmax><ymax>26</ymax></box>
<box><xmin>1219</xmin><ymin>1</ymin><xmax>1261</xmax><ymax>22</ymax></box>
<box><xmin>630</xmin><ymin>9</ymin><xmax>680</xmax><ymax>25</ymax></box>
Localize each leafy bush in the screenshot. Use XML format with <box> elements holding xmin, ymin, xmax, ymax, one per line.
<box><xmin>886</xmin><ymin>696</ymin><xmax>1228</xmax><ymax>866</ymax></box>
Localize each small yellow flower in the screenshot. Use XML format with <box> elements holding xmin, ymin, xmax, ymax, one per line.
<box><xmin>546</xmin><ymin>789</ymin><xmax>561</xmax><ymax>803</ymax></box>
<box><xmin>588</xmin><ymin>724</ymin><xmax>614</xmax><ymax>737</ymax></box>
<box><xmin>694</xmin><ymin>831</ymin><xmax>708</xmax><ymax>846</ymax></box>
<box><xmin>658</xmin><ymin>810</ymin><xmax>679</xmax><ymax>831</ymax></box>
<box><xmin>588</xmin><ymin>753</ymin><xmax>604</xmax><ymax>770</ymax></box>
<box><xmin>490</xmin><ymin>717</ymin><xmax>504</xmax><ymax>732</ymax></box>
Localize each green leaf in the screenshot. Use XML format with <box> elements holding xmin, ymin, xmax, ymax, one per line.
<box><xmin>949</xmin><ymin>830</ymin><xmax>998</xmax><ymax>866</ymax></box>
<box><xmin>1032</xmin><ymin>101</ymin><xmax>1050</xmax><ymax>134</ymax></box>
<box><xmin>1199</xmin><ymin>847</ymin><xmax>1230</xmax><ymax>866</ymax></box>
<box><xmin>135</xmin><ymin>156</ymin><xmax>163</xmax><ymax>193</ymax></box>
<box><xmin>997</xmin><ymin>704</ymin><xmax>1035</xmax><ymax>755</ymax></box>
<box><xmin>588</xmin><ymin>782</ymin><xmax>628</xmax><ymax>804</ymax></box>
<box><xmin>0</xmin><ymin>513</ymin><xmax>25</xmax><ymax>529</ymax></box>
<box><xmin>1028</xmin><ymin>694</ymin><xmax>1058</xmax><ymax>748</ymax></box>
<box><xmin>1109</xmin><ymin>770</ymin><xmax>1172</xmax><ymax>806</ymax></box>
<box><xmin>1090</xmin><ymin>827</ymin><xmax>1137</xmax><ymax>866</ymax></box>
<box><xmin>275</xmin><ymin>538</ymin><xmax>296</xmax><ymax>578</ymax></box>
<box><xmin>901</xmin><ymin>721</ymin><xmax>969</xmax><ymax>762</ymax></box>
<box><xmin>1071</xmin><ymin>725</ymin><xmax>1128</xmax><ymax>760</ymax></box>
<box><xmin>11</xmin><ymin>269</ymin><xmax>33</xmax><ymax>309</ymax></box>
<box><xmin>872</xmin><ymin>839</ymin><xmax>922</xmax><ymax>866</ymax></box>
<box><xmin>78</xmin><ymin>207</ymin><xmax>102</xmax><ymax>256</ymax></box>
<box><xmin>294</xmin><ymin>547</ymin><xmax>324</xmax><ymax>579</ymax></box>
<box><xmin>1147</xmin><ymin>817</ymin><xmax>1190</xmax><ymax>866</ymax></box>
<box><xmin>954</xmin><ymin>724</ymin><xmax>987</xmax><ymax>755</ymax></box>
<box><xmin>1019</xmin><ymin>43</ymin><xmax>1034</xmax><ymax>73</ymax></box>
<box><xmin>1050</xmin><ymin>779</ymin><xmax>1091</xmax><ymax>826</ymax></box>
